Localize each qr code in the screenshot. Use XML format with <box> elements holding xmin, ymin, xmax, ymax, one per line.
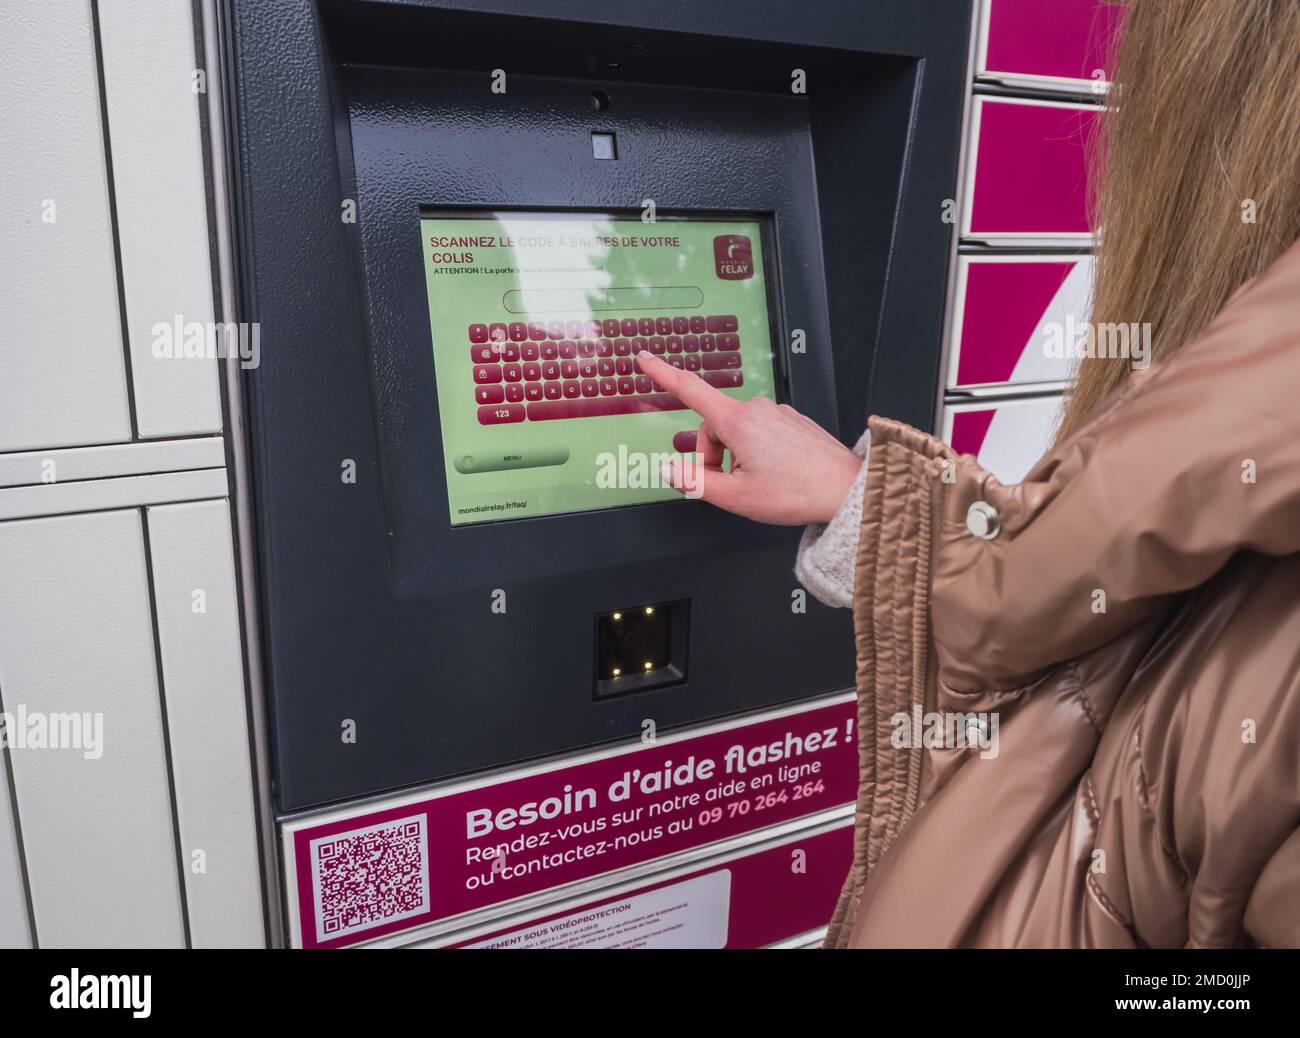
<box><xmin>310</xmin><ymin>815</ymin><xmax>430</xmax><ymax>942</ymax></box>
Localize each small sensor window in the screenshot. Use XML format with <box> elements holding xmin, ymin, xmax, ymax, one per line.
<box><xmin>591</xmin><ymin>132</ymin><xmax>618</xmax><ymax>160</ymax></box>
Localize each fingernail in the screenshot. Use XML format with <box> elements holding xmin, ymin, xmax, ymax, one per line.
<box><xmin>659</xmin><ymin>462</ymin><xmax>676</xmax><ymax>487</ymax></box>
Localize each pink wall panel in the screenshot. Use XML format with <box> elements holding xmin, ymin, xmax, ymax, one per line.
<box><xmin>968</xmin><ymin>99</ymin><xmax>1099</xmax><ymax>237</ymax></box>
<box><xmin>983</xmin><ymin>0</ymin><xmax>1126</xmax><ymax>84</ymax></box>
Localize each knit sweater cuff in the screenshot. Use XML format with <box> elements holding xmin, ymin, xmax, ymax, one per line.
<box><xmin>793</xmin><ymin>427</ymin><xmax>871</xmax><ymax>609</ymax></box>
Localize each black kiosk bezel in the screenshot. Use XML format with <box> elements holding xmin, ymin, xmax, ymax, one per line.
<box><xmin>222</xmin><ymin>0</ymin><xmax>973</xmax><ymax>811</ymax></box>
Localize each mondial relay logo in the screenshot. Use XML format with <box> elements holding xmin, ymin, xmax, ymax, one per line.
<box><xmin>713</xmin><ymin>235</ymin><xmax>754</xmax><ymax>280</ymax></box>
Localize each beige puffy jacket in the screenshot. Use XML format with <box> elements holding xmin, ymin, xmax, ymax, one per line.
<box><xmin>807</xmin><ymin>239</ymin><xmax>1300</xmax><ymax>948</ymax></box>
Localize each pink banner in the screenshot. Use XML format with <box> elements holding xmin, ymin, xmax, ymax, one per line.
<box><xmin>291</xmin><ymin>698</ymin><xmax>858</xmax><ymax>948</ymax></box>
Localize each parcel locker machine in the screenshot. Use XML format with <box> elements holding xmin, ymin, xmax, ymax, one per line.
<box><xmin>223</xmin><ymin>0</ymin><xmax>971</xmax><ymax>810</ymax></box>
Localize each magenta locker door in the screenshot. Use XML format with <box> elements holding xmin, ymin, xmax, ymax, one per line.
<box><xmin>948</xmin><ymin>254</ymin><xmax>1093</xmax><ymax>389</ymax></box>
<box><xmin>943</xmin><ymin>397</ymin><xmax>1064</xmax><ymax>485</ymax></box>
<box><xmin>963</xmin><ymin>97</ymin><xmax>1100</xmax><ymax>242</ymax></box>
<box><xmin>976</xmin><ymin>0</ymin><xmax>1126</xmax><ymax>91</ymax></box>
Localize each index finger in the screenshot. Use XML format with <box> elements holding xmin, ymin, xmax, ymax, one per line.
<box><xmin>636</xmin><ymin>352</ymin><xmax>740</xmax><ymax>425</ymax></box>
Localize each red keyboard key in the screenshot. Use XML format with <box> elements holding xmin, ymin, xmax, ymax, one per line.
<box><xmin>615</xmin><ymin>357</ymin><xmax>634</xmax><ymax>375</ymax></box>
<box><xmin>699</xmin><ymin>334</ymin><xmax>716</xmax><ymax>352</ymax></box>
<box><xmin>581</xmin><ymin>379</ymin><xmax>600</xmax><ymax>397</ymax></box>
<box><xmin>471</xmin><ymin>344</ymin><xmax>500</xmax><ymax>363</ymax></box>
<box><xmin>541</xmin><ymin>342</ymin><xmax>559</xmax><ymax>360</ymax></box>
<box><xmin>717</xmin><ymin>333</ymin><xmax>740</xmax><ymax>351</ymax></box>
<box><xmin>672</xmin><ymin>316</ymin><xmax>689</xmax><ymax>334</ymax></box>
<box><xmin>561</xmin><ymin>360</ymin><xmax>578</xmax><ymax>378</ymax></box>
<box><xmin>666</xmin><ymin>336</ymin><xmax>683</xmax><ymax>354</ymax></box>
<box><xmin>541</xmin><ymin>361</ymin><xmax>560</xmax><ymax>379</ymax></box>
<box><xmin>562</xmin><ymin>381</ymin><xmax>581</xmax><ymax>398</ymax></box>
<box><xmin>613</xmin><ymin>338</ymin><xmax>631</xmax><ymax>356</ymax></box>
<box><xmin>478</xmin><ymin>403</ymin><xmax>524</xmax><ymax>424</ymax></box>
<box><xmin>488</xmin><ymin>322</ymin><xmax>508</xmax><ymax>342</ymax></box>
<box><xmin>523</xmin><ymin>362</ymin><xmax>541</xmax><ymax>381</ymax></box>
<box><xmin>603</xmin><ymin>319</ymin><xmax>620</xmax><ymax>337</ymax></box>
<box><xmin>685</xmin><ymin>355</ymin><xmax>701</xmax><ymax>371</ymax></box>
<box><xmin>469</xmin><ymin>323</ymin><xmax>489</xmax><ymax>343</ymax></box>
<box><xmin>631</xmin><ymin>337</ymin><xmax>647</xmax><ymax>354</ymax></box>
<box><xmin>702</xmin><ymin>353</ymin><xmax>740</xmax><ymax>370</ymax></box>
<box><xmin>577</xmin><ymin>340</ymin><xmax>596</xmax><ymax>358</ymax></box>
<box><xmin>579</xmin><ymin>359</ymin><xmax>597</xmax><ymax>378</ymax></box>
<box><xmin>508</xmin><ymin>322</ymin><xmax>527</xmax><ymax>341</ymax></box>
<box><xmin>503</xmin><ymin>363</ymin><xmax>522</xmax><ymax>381</ymax></box>
<box><xmin>706</xmin><ymin>315</ymin><xmax>738</xmax><ymax>333</ymax></box>
<box><xmin>521</xmin><ymin>343</ymin><xmax>539</xmax><ymax>361</ymax></box>
<box><xmin>559</xmin><ymin>340</ymin><xmax>577</xmax><ymax>359</ymax></box>
<box><xmin>473</xmin><ymin>365</ymin><xmax>502</xmax><ymax>384</ymax></box>
<box><xmin>547</xmin><ymin>321</ymin><xmax>565</xmax><ymax>340</ymax></box>
<box><xmin>682</xmin><ymin>335</ymin><xmax>699</xmax><ymax>353</ymax></box>
<box><xmin>598</xmin><ymin>359</ymin><xmax>615</xmax><ymax>376</ymax></box>
<box><xmin>638</xmin><ymin>318</ymin><xmax>655</xmax><ymax>336</ymax></box>
<box><xmin>476</xmin><ymin>385</ymin><xmax>505</xmax><ymax>404</ymax></box>
<box><xmin>599</xmin><ymin>378</ymin><xmax>618</xmax><ymax>396</ymax></box>
<box><xmin>567</xmin><ymin>320</ymin><xmax>583</xmax><ymax>338</ymax></box>
<box><xmin>620</xmin><ymin>318</ymin><xmax>638</xmax><ymax>336</ymax></box>
<box><xmin>667</xmin><ymin>356</ymin><xmax>684</xmax><ymax>369</ymax></box>
<box><xmin>505</xmin><ymin>384</ymin><xmax>524</xmax><ymax>402</ymax></box>
<box><xmin>596</xmin><ymin>338</ymin><xmax>613</xmax><ymax>357</ymax></box>
<box><xmin>544</xmin><ymin>382</ymin><xmax>562</xmax><ymax>400</ymax></box>
<box><xmin>655</xmin><ymin>317</ymin><xmax>673</xmax><ymax>335</ymax></box>
<box><xmin>648</xmin><ymin>337</ymin><xmax>666</xmax><ymax>355</ymax></box>
<box><xmin>617</xmin><ymin>377</ymin><xmax>636</xmax><ymax>394</ymax></box>
<box><xmin>528</xmin><ymin>322</ymin><xmax>547</xmax><ymax>340</ymax></box>
<box><xmin>688</xmin><ymin>316</ymin><xmax>706</xmax><ymax>334</ymax></box>
<box><xmin>635</xmin><ymin>376</ymin><xmax>652</xmax><ymax>393</ymax></box>
<box><xmin>501</xmin><ymin>344</ymin><xmax>520</xmax><ymax>362</ymax></box>
<box><xmin>586</xmin><ymin>320</ymin><xmax>603</xmax><ymax>338</ymax></box>
<box><xmin>703</xmin><ymin>370</ymin><xmax>743</xmax><ymax>389</ymax></box>
<box><xmin>526</xmin><ymin>393</ymin><xmax>687</xmax><ymax>421</ymax></box>
<box><xmin>525</xmin><ymin>383</ymin><xmax>543</xmax><ymax>401</ymax></box>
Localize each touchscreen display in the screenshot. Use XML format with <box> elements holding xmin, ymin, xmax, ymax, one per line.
<box><xmin>419</xmin><ymin>211</ymin><xmax>780</xmax><ymax>524</ymax></box>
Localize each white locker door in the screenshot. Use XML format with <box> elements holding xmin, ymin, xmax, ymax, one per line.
<box><xmin>0</xmin><ymin>0</ymin><xmax>134</xmax><ymax>451</ymax></box>
<box><xmin>0</xmin><ymin>746</ymin><xmax>31</xmax><ymax>948</ymax></box>
<box><xmin>0</xmin><ymin>510</ymin><xmax>186</xmax><ymax>947</ymax></box>
<box><xmin>146</xmin><ymin>500</ymin><xmax>264</xmax><ymax>947</ymax></box>
<box><xmin>98</xmin><ymin>0</ymin><xmax>223</xmax><ymax>438</ymax></box>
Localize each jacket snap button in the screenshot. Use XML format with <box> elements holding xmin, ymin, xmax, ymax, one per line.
<box><xmin>966</xmin><ymin>501</ymin><xmax>1000</xmax><ymax>540</ymax></box>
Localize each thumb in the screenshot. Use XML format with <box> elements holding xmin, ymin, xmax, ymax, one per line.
<box><xmin>660</xmin><ymin>456</ymin><xmax>745</xmax><ymax>511</ymax></box>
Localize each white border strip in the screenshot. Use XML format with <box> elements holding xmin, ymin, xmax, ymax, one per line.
<box><xmin>0</xmin><ymin>437</ymin><xmax>225</xmax><ymax>489</ymax></box>
<box><xmin>0</xmin><ymin>468</ymin><xmax>228</xmax><ymax>522</ymax></box>
<box><xmin>398</xmin><ymin>812</ymin><xmax>854</xmax><ymax>949</ymax></box>
<box><xmin>199</xmin><ymin>0</ymin><xmax>284</xmax><ymax>948</ymax></box>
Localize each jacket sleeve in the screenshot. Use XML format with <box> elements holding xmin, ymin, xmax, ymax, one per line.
<box><xmin>1244</xmin><ymin>826</ymin><xmax>1300</xmax><ymax>947</ymax></box>
<box><xmin>931</xmin><ymin>239</ymin><xmax>1300</xmax><ymax>692</ymax></box>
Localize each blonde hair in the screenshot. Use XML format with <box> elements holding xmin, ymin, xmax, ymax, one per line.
<box><xmin>1057</xmin><ymin>0</ymin><xmax>1300</xmax><ymax>441</ymax></box>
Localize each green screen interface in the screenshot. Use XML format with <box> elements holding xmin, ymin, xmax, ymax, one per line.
<box><xmin>419</xmin><ymin>212</ymin><xmax>779</xmax><ymax>524</ymax></box>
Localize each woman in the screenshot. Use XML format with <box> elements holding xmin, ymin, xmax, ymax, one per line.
<box><xmin>636</xmin><ymin>0</ymin><xmax>1300</xmax><ymax>947</ymax></box>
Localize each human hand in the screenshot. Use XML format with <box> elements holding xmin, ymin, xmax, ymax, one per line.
<box><xmin>636</xmin><ymin>352</ymin><xmax>863</xmax><ymax>525</ymax></box>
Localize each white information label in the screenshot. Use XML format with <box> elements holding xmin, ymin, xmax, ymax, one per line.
<box><xmin>470</xmin><ymin>870</ymin><xmax>731</xmax><ymax>949</ymax></box>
